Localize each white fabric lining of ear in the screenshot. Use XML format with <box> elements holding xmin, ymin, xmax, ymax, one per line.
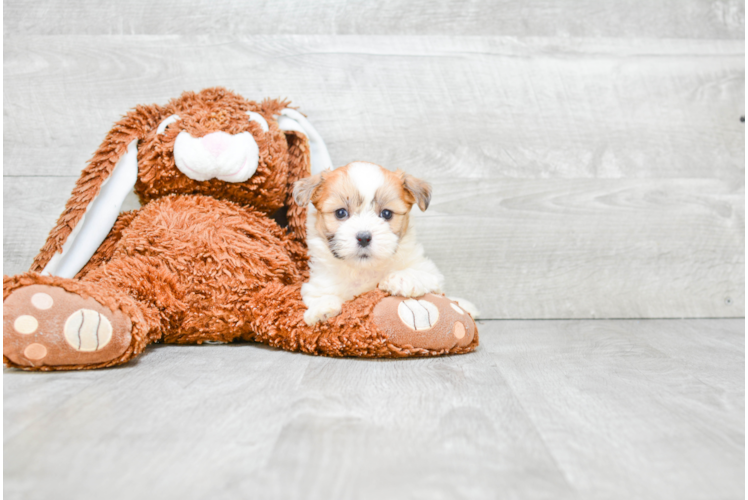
<box><xmin>246</xmin><ymin>111</ymin><xmax>269</xmax><ymax>132</ymax></box>
<box><xmin>42</xmin><ymin>139</ymin><xmax>140</xmax><ymax>278</ymax></box>
<box><xmin>277</xmin><ymin>109</ymin><xmax>334</xmax><ymax>175</ymax></box>
<box><xmin>157</xmin><ymin>115</ymin><xmax>180</xmax><ymax>135</ymax></box>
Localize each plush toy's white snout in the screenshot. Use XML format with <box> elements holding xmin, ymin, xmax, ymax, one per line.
<box><xmin>173</xmin><ymin>131</ymin><xmax>259</xmax><ymax>182</ymax></box>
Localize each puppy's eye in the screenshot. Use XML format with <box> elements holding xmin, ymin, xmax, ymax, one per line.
<box><xmin>380</xmin><ymin>209</ymin><xmax>393</xmax><ymax>220</ymax></box>
<box><xmin>334</xmin><ymin>208</ymin><xmax>348</xmax><ymax>220</ymax></box>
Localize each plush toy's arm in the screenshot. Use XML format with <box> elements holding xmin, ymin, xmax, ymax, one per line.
<box><xmin>30</xmin><ymin>104</ymin><xmax>163</xmax><ymax>275</ymax></box>
<box><xmin>278</xmin><ymin>109</ymin><xmax>333</xmax><ymax>242</ymax></box>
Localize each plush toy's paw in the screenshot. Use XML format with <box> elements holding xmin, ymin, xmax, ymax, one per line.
<box><xmin>378</xmin><ymin>270</ymin><xmax>441</xmax><ymax>298</ymax></box>
<box><xmin>373</xmin><ymin>293</ymin><xmax>477</xmax><ymax>352</ymax></box>
<box><xmin>303</xmin><ymin>296</ymin><xmax>343</xmax><ymax>325</ymax></box>
<box><xmin>3</xmin><ymin>285</ymin><xmax>132</xmax><ymax>368</ymax></box>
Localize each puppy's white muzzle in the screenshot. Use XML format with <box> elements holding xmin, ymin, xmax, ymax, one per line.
<box><xmin>173</xmin><ymin>131</ymin><xmax>259</xmax><ymax>182</ymax></box>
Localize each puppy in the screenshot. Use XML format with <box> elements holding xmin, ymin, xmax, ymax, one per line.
<box><xmin>293</xmin><ymin>161</ymin><xmax>478</xmax><ymax>325</ymax></box>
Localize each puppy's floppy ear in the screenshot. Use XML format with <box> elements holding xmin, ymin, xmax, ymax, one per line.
<box><xmin>293</xmin><ymin>170</ymin><xmax>326</xmax><ymax>207</ymax></box>
<box><xmin>402</xmin><ymin>173</ymin><xmax>432</xmax><ymax>212</ymax></box>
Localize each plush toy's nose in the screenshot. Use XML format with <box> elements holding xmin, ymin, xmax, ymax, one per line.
<box><xmin>173</xmin><ymin>130</ymin><xmax>259</xmax><ymax>183</ymax></box>
<box><xmin>201</xmin><ymin>132</ymin><xmax>231</xmax><ymax>158</ymax></box>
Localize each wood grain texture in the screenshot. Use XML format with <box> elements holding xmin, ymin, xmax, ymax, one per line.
<box><xmin>421</xmin><ymin>177</ymin><xmax>744</xmax><ymax>319</ymax></box>
<box><xmin>5</xmin><ymin>176</ymin><xmax>742</xmax><ymax>319</ymax></box>
<box><xmin>484</xmin><ymin>319</ymin><xmax>745</xmax><ymax>500</ymax></box>
<box><xmin>3</xmin><ymin>0</ymin><xmax>744</xmax><ymax>38</ymax></box>
<box><xmin>4</xmin><ymin>319</ymin><xmax>744</xmax><ymax>500</ymax></box>
<box><xmin>4</xmin><ymin>36</ymin><xmax>744</xmax><ymax>181</ymax></box>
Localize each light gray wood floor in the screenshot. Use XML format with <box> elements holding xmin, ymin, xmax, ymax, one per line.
<box><xmin>4</xmin><ymin>319</ymin><xmax>744</xmax><ymax>500</ymax></box>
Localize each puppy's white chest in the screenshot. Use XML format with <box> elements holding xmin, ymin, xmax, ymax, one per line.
<box><xmin>344</xmin><ymin>267</ymin><xmax>388</xmax><ymax>297</ymax></box>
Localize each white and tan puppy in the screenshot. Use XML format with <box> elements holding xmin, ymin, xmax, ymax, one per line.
<box><xmin>294</xmin><ymin>161</ymin><xmax>477</xmax><ymax>325</ymax></box>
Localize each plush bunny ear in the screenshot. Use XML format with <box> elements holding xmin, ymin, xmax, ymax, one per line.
<box><xmin>278</xmin><ymin>109</ymin><xmax>333</xmax><ymax>175</ymax></box>
<box><xmin>31</xmin><ymin>104</ymin><xmax>164</xmax><ymax>277</ymax></box>
<box><xmin>277</xmin><ymin>109</ymin><xmax>333</xmax><ymax>242</ymax></box>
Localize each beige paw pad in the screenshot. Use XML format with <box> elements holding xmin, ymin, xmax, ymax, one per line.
<box><xmin>24</xmin><ymin>343</ymin><xmax>47</xmax><ymax>360</ymax></box>
<box><xmin>398</xmin><ymin>299</ymin><xmax>440</xmax><ymax>331</ymax></box>
<box><xmin>14</xmin><ymin>315</ymin><xmax>38</xmax><ymax>334</ymax></box>
<box><xmin>64</xmin><ymin>309</ymin><xmax>113</xmax><ymax>352</ymax></box>
<box><xmin>453</xmin><ymin>321</ymin><xmax>466</xmax><ymax>339</ymax></box>
<box><xmin>31</xmin><ymin>292</ymin><xmax>54</xmax><ymax>310</ymax></box>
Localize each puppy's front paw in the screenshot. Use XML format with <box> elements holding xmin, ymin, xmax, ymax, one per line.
<box><xmin>303</xmin><ymin>296</ymin><xmax>343</xmax><ymax>325</ymax></box>
<box><xmin>378</xmin><ymin>270</ymin><xmax>441</xmax><ymax>298</ymax></box>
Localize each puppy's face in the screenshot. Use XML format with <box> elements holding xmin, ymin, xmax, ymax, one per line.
<box><xmin>294</xmin><ymin>162</ymin><xmax>431</xmax><ymax>264</ymax></box>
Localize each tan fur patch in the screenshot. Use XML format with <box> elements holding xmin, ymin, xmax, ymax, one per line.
<box><xmin>312</xmin><ymin>166</ymin><xmax>366</xmax><ymax>243</ymax></box>
<box><xmin>312</xmin><ymin>166</ymin><xmax>363</xmax><ymax>212</ymax></box>
<box><xmin>373</xmin><ymin>175</ymin><xmax>412</xmax><ymax>238</ymax></box>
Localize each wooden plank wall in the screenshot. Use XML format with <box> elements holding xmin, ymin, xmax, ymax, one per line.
<box><xmin>3</xmin><ymin>1</ymin><xmax>745</xmax><ymax>319</ymax></box>
<box><xmin>4</xmin><ymin>0</ymin><xmax>745</xmax><ymax>38</ymax></box>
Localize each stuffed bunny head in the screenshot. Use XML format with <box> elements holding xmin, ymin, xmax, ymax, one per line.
<box><xmin>136</xmin><ymin>88</ymin><xmax>299</xmax><ymax>213</ymax></box>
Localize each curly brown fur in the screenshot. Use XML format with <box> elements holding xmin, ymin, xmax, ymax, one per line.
<box><xmin>76</xmin><ymin>210</ymin><xmax>139</xmax><ymax>279</ymax></box>
<box><xmin>80</xmin><ymin>195</ymin><xmax>308</xmax><ymax>344</ymax></box>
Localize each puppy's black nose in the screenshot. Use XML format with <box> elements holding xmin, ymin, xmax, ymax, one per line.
<box><xmin>356</xmin><ymin>231</ymin><xmax>372</xmax><ymax>248</ymax></box>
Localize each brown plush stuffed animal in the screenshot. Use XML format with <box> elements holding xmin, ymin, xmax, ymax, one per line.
<box><xmin>3</xmin><ymin>88</ymin><xmax>478</xmax><ymax>371</ymax></box>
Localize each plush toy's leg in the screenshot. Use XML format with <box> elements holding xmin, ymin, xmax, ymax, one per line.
<box><xmin>244</xmin><ymin>282</ymin><xmax>479</xmax><ymax>358</ymax></box>
<box><xmin>3</xmin><ymin>273</ymin><xmax>152</xmax><ymax>371</ymax></box>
